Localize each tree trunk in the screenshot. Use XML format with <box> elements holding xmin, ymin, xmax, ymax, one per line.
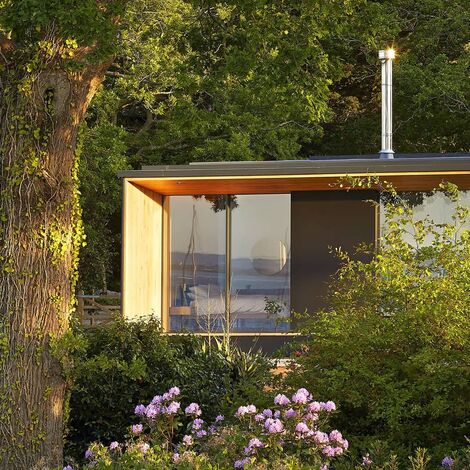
<box><xmin>0</xmin><ymin>52</ymin><xmax>109</xmax><ymax>468</ymax></box>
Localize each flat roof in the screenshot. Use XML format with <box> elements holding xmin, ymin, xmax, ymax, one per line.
<box><xmin>119</xmin><ymin>153</ymin><xmax>470</xmax><ymax>195</ymax></box>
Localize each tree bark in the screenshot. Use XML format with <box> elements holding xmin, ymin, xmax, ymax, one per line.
<box><xmin>0</xmin><ymin>46</ymin><xmax>110</xmax><ymax>468</ymax></box>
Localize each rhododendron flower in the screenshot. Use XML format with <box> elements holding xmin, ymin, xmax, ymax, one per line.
<box><xmin>274</xmin><ymin>394</ymin><xmax>290</xmax><ymax>406</ymax></box>
<box><xmin>182</xmin><ymin>435</ymin><xmax>193</xmax><ymax>446</ymax></box>
<box><xmin>191</xmin><ymin>418</ymin><xmax>204</xmax><ymax>430</ymax></box>
<box><xmin>164</xmin><ymin>401</ymin><xmax>180</xmax><ymax>414</ymax></box>
<box><xmin>329</xmin><ymin>430</ymin><xmax>343</xmax><ymax>441</ymax></box>
<box><xmin>274</xmin><ymin>410</ymin><xmax>281</xmax><ymax>418</ymax></box>
<box><xmin>215</xmin><ymin>414</ymin><xmax>224</xmax><ymax>422</ymax></box>
<box><xmin>172</xmin><ymin>452</ymin><xmax>181</xmax><ymax>463</ymax></box>
<box><xmin>292</xmin><ymin>390</ymin><xmax>309</xmax><ymax>404</ymax></box>
<box><xmin>313</xmin><ymin>431</ymin><xmax>329</xmax><ymax>445</ymax></box>
<box><xmin>308</xmin><ymin>401</ymin><xmax>321</xmax><ymax>412</ymax></box>
<box><xmin>285</xmin><ymin>408</ymin><xmax>297</xmax><ymax>418</ymax></box>
<box><xmin>132</xmin><ymin>423</ymin><xmax>143</xmax><ymax>434</ymax></box>
<box><xmin>320</xmin><ymin>465</ymin><xmax>328</xmax><ymax>470</ymax></box>
<box><xmin>441</xmin><ymin>456</ymin><xmax>454</xmax><ymax>467</ymax></box>
<box><xmin>84</xmin><ymin>449</ymin><xmax>93</xmax><ymax>459</ymax></box>
<box><xmin>322</xmin><ymin>446</ymin><xmax>336</xmax><ymax>457</ymax></box>
<box><xmin>109</xmin><ymin>441</ymin><xmax>119</xmax><ymax>450</ymax></box>
<box><xmin>63</xmin><ymin>466</ymin><xmax>73</xmax><ymax>470</ymax></box>
<box><xmin>196</xmin><ymin>429</ymin><xmax>207</xmax><ymax>438</ymax></box>
<box><xmin>168</xmin><ymin>386</ymin><xmax>181</xmax><ymax>397</ymax></box>
<box><xmin>362</xmin><ymin>454</ymin><xmax>373</xmax><ymax>466</ymax></box>
<box><xmin>255</xmin><ymin>413</ymin><xmax>265</xmax><ymax>422</ymax></box>
<box><xmin>295</xmin><ymin>422</ymin><xmax>310</xmax><ymax>434</ymax></box>
<box><xmin>151</xmin><ymin>395</ymin><xmax>163</xmax><ymax>405</ymax></box>
<box><xmin>145</xmin><ymin>404</ymin><xmax>159</xmax><ymax>419</ymax></box>
<box><xmin>262</xmin><ymin>409</ymin><xmax>273</xmax><ymax>418</ymax></box>
<box><xmin>244</xmin><ymin>437</ymin><xmax>263</xmax><ymax>455</ymax></box>
<box><xmin>236</xmin><ymin>405</ymin><xmax>257</xmax><ymax>417</ymax></box>
<box><xmin>185</xmin><ymin>403</ymin><xmax>202</xmax><ymax>416</ymax></box>
<box><xmin>321</xmin><ymin>401</ymin><xmax>336</xmax><ymax>412</ymax></box>
<box><xmin>139</xmin><ymin>442</ymin><xmax>150</xmax><ymax>453</ymax></box>
<box><xmin>265</xmin><ymin>418</ymin><xmax>284</xmax><ymax>433</ymax></box>
<box><xmin>134</xmin><ymin>404</ymin><xmax>146</xmax><ymax>415</ymax></box>
<box><xmin>234</xmin><ymin>457</ymin><xmax>249</xmax><ymax>468</ymax></box>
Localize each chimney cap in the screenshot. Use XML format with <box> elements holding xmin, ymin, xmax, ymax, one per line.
<box><xmin>379</xmin><ymin>48</ymin><xmax>396</xmax><ymax>60</ymax></box>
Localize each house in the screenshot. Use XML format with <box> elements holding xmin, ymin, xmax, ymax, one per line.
<box><xmin>118</xmin><ymin>153</ymin><xmax>470</xmax><ymax>352</ymax></box>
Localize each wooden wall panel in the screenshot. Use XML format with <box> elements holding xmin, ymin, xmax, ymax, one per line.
<box><xmin>122</xmin><ymin>180</ymin><xmax>163</xmax><ymax>321</ymax></box>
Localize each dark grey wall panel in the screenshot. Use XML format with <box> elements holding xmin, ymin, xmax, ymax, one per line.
<box><xmin>291</xmin><ymin>191</ymin><xmax>378</xmax><ymax>316</ymax></box>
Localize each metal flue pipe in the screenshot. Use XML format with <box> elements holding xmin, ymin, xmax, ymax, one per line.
<box><xmin>379</xmin><ymin>48</ymin><xmax>395</xmax><ymax>159</ymax></box>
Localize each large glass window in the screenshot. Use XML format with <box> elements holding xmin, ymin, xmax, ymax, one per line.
<box><xmin>169</xmin><ymin>196</ymin><xmax>226</xmax><ymax>332</ymax></box>
<box><xmin>380</xmin><ymin>190</ymin><xmax>470</xmax><ymax>244</ymax></box>
<box><xmin>169</xmin><ymin>194</ymin><xmax>291</xmax><ymax>333</ymax></box>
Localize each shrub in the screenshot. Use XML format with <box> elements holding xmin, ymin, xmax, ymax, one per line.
<box><xmin>64</xmin><ymin>386</ymin><xmax>470</xmax><ymax>470</ymax></box>
<box><xmin>66</xmin><ymin>318</ymin><xmax>270</xmax><ymax>460</ymax></box>
<box><xmin>283</xmin><ymin>185</ymin><xmax>470</xmax><ymax>461</ymax></box>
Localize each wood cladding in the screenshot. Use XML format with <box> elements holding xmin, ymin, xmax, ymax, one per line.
<box><xmin>126</xmin><ymin>171</ymin><xmax>470</xmax><ymax>196</ymax></box>
<box><xmin>122</xmin><ymin>181</ymin><xmax>163</xmax><ymax>321</ymax></box>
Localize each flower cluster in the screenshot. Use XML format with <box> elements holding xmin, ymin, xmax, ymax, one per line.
<box><xmin>74</xmin><ymin>386</ymin><xmax>464</xmax><ymax>470</ymax></box>
<box><xmin>229</xmin><ymin>387</ymin><xmax>345</xmax><ymax>468</ymax></box>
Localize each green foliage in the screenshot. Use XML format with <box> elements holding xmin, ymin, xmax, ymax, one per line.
<box><xmin>66</xmin><ymin>318</ymin><xmax>270</xmax><ymax>460</ymax></box>
<box><xmin>0</xmin><ymin>0</ymin><xmax>125</xmax><ymax>59</ymax></box>
<box><xmin>316</xmin><ymin>0</ymin><xmax>470</xmax><ymax>154</ymax></box>
<box><xmin>283</xmin><ymin>187</ymin><xmax>470</xmax><ymax>462</ymax></box>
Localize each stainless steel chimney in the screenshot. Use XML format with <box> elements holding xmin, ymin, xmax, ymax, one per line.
<box><xmin>379</xmin><ymin>49</ymin><xmax>395</xmax><ymax>159</ymax></box>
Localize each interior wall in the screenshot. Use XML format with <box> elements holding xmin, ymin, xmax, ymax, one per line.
<box><xmin>291</xmin><ymin>190</ymin><xmax>378</xmax><ymax>316</ymax></box>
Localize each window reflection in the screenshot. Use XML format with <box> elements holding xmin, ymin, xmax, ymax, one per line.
<box><xmin>169</xmin><ymin>194</ymin><xmax>291</xmax><ymax>333</ymax></box>
<box><xmin>380</xmin><ymin>190</ymin><xmax>470</xmax><ymax>245</ymax></box>
<box><xmin>230</xmin><ymin>195</ymin><xmax>291</xmax><ymax>332</ymax></box>
<box><xmin>169</xmin><ymin>196</ymin><xmax>226</xmax><ymax>332</ymax></box>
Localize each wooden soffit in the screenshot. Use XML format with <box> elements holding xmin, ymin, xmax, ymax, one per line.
<box><xmin>125</xmin><ymin>171</ymin><xmax>470</xmax><ymax>196</ymax></box>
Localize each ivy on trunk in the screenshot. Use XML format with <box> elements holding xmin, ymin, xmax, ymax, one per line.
<box><xmin>0</xmin><ymin>2</ymin><xmax>122</xmax><ymax>466</ymax></box>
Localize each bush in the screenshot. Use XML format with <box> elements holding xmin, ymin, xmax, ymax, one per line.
<box><xmin>66</xmin><ymin>318</ymin><xmax>271</xmax><ymax>460</ymax></box>
<box><xmin>283</xmin><ymin>185</ymin><xmax>470</xmax><ymax>462</ymax></box>
<box><xmin>65</xmin><ymin>386</ymin><xmax>470</xmax><ymax>470</ymax></box>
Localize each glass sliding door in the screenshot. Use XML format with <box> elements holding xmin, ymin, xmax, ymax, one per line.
<box><xmin>230</xmin><ymin>194</ymin><xmax>291</xmax><ymax>332</ymax></box>
<box><xmin>169</xmin><ymin>196</ymin><xmax>226</xmax><ymax>332</ymax></box>
<box><xmin>168</xmin><ymin>194</ymin><xmax>291</xmax><ymax>333</ymax></box>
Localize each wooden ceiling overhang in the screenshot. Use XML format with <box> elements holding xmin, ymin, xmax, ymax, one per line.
<box><xmin>123</xmin><ymin>171</ymin><xmax>470</xmax><ymax>196</ymax></box>
<box><xmin>119</xmin><ymin>156</ymin><xmax>470</xmax><ymax>196</ymax></box>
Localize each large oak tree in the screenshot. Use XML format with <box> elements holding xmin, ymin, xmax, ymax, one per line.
<box><xmin>0</xmin><ymin>1</ymin><xmax>126</xmax><ymax>467</ymax></box>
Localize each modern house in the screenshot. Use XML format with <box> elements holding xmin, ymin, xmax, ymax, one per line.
<box><xmin>117</xmin><ymin>50</ymin><xmax>470</xmax><ymax>352</ymax></box>
<box><xmin>118</xmin><ymin>154</ymin><xmax>470</xmax><ymax>351</ymax></box>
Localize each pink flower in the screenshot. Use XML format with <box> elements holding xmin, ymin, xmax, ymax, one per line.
<box><xmin>172</xmin><ymin>452</ymin><xmax>181</xmax><ymax>463</ymax></box>
<box><xmin>313</xmin><ymin>431</ymin><xmax>329</xmax><ymax>445</ymax></box>
<box><xmin>134</xmin><ymin>404</ymin><xmax>146</xmax><ymax>415</ymax></box>
<box><xmin>274</xmin><ymin>394</ymin><xmax>291</xmax><ymax>406</ymax></box>
<box><xmin>262</xmin><ymin>409</ymin><xmax>273</xmax><ymax>418</ymax></box>
<box><xmin>215</xmin><ymin>414</ymin><xmax>224</xmax><ymax>422</ymax></box>
<box><xmin>295</xmin><ymin>422</ymin><xmax>310</xmax><ymax>434</ymax></box>
<box><xmin>132</xmin><ymin>423</ymin><xmax>143</xmax><ymax>434</ymax></box>
<box><xmin>109</xmin><ymin>441</ymin><xmax>119</xmax><ymax>450</ymax></box>
<box><xmin>163</xmin><ymin>401</ymin><xmax>180</xmax><ymax>414</ymax></box>
<box><xmin>182</xmin><ymin>435</ymin><xmax>193</xmax><ymax>446</ymax></box>
<box><xmin>185</xmin><ymin>403</ymin><xmax>202</xmax><ymax>416</ymax></box>
<box><xmin>285</xmin><ymin>408</ymin><xmax>297</xmax><ymax>418</ymax></box>
<box><xmin>321</xmin><ymin>401</ymin><xmax>336</xmax><ymax>412</ymax></box>
<box><xmin>139</xmin><ymin>442</ymin><xmax>150</xmax><ymax>453</ymax></box>
<box><xmin>264</xmin><ymin>418</ymin><xmax>284</xmax><ymax>434</ymax></box>
<box><xmin>292</xmin><ymin>389</ymin><xmax>309</xmax><ymax>404</ymax></box>
<box><xmin>254</xmin><ymin>413</ymin><xmax>265</xmax><ymax>422</ymax></box>
<box><xmin>234</xmin><ymin>457</ymin><xmax>249</xmax><ymax>468</ymax></box>
<box><xmin>308</xmin><ymin>401</ymin><xmax>321</xmax><ymax>412</ymax></box>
